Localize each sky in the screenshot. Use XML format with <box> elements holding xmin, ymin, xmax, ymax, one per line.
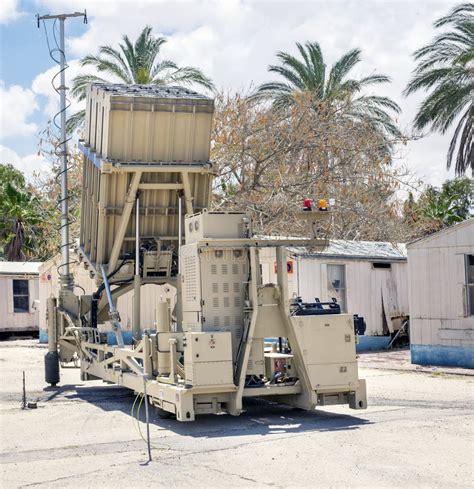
<box><xmin>0</xmin><ymin>0</ymin><xmax>462</xmax><ymax>186</ymax></box>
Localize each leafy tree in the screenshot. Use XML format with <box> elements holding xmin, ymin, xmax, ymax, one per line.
<box><xmin>0</xmin><ymin>165</ymin><xmax>45</xmax><ymax>261</ymax></box>
<box><xmin>404</xmin><ymin>3</ymin><xmax>473</xmax><ymax>175</ymax></box>
<box><xmin>68</xmin><ymin>26</ymin><xmax>215</xmax><ymax>131</ymax></box>
<box><xmin>251</xmin><ymin>41</ymin><xmax>401</xmax><ymax>141</ymax></box>
<box><xmin>403</xmin><ymin>177</ymin><xmax>473</xmax><ymax>234</ymax></box>
<box><xmin>439</xmin><ymin>177</ymin><xmax>473</xmax><ymax>219</ymax></box>
<box><xmin>212</xmin><ymin>91</ymin><xmax>411</xmax><ymax>242</ymax></box>
<box><xmin>0</xmin><ymin>163</ymin><xmax>25</xmax><ymax>189</ymax></box>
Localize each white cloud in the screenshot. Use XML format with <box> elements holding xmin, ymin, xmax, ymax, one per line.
<box><xmin>32</xmin><ymin>0</ymin><xmax>461</xmax><ymax>185</ymax></box>
<box><xmin>0</xmin><ymin>145</ymin><xmax>50</xmax><ymax>179</ymax></box>
<box><xmin>0</xmin><ymin>82</ymin><xmax>38</xmax><ymax>140</ymax></box>
<box><xmin>0</xmin><ymin>0</ymin><xmax>22</xmax><ymax>24</ymax></box>
<box><xmin>31</xmin><ymin>60</ymin><xmax>84</xmax><ymax>120</ymax></box>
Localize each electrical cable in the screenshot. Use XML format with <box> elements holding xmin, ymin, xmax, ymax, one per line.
<box><xmin>131</xmin><ymin>391</ymin><xmax>170</xmax><ymax>452</ymax></box>
<box><xmin>40</xmin><ymin>20</ymin><xmax>80</xmax><ymax>289</ymax></box>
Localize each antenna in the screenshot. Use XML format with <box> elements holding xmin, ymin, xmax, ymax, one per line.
<box><xmin>36</xmin><ymin>11</ymin><xmax>87</xmax><ymax>291</ymax></box>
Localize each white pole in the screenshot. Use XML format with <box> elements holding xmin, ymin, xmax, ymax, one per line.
<box><xmin>178</xmin><ymin>195</ymin><xmax>182</xmax><ymax>275</ymax></box>
<box><xmin>59</xmin><ymin>17</ymin><xmax>72</xmax><ymax>290</ymax></box>
<box><xmin>133</xmin><ymin>196</ymin><xmax>141</xmax><ymax>341</ymax></box>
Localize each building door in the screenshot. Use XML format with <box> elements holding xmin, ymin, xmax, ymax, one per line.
<box><xmin>327</xmin><ymin>264</ymin><xmax>347</xmax><ymax>312</ymax></box>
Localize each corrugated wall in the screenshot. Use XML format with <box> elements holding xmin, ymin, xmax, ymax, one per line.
<box><xmin>408</xmin><ymin>221</ymin><xmax>474</xmax><ymax>361</ymax></box>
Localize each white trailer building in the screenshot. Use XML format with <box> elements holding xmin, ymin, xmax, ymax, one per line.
<box><xmin>407</xmin><ymin>219</ymin><xmax>474</xmax><ymax>369</ymax></box>
<box><xmin>39</xmin><ymin>241</ymin><xmax>408</xmax><ymax>351</ymax></box>
<box><xmin>0</xmin><ymin>262</ymin><xmax>41</xmax><ymax>335</ymax></box>
<box><xmin>260</xmin><ymin>240</ymin><xmax>408</xmax><ymax>350</ymax></box>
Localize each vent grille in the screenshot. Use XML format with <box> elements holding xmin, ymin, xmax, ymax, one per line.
<box><xmin>213</xmin><ymin>297</ymin><xmax>219</xmax><ymax>308</ymax></box>
<box><xmin>223</xmin><ymin>283</ymin><xmax>229</xmax><ymax>293</ymax></box>
<box><xmin>184</xmin><ymin>254</ymin><xmax>197</xmax><ymax>301</ymax></box>
<box><xmin>232</xmin><ymin>264</ymin><xmax>238</xmax><ymax>275</ymax></box>
<box><xmin>221</xmin><ymin>264</ymin><xmax>228</xmax><ymax>274</ymax></box>
<box><xmin>247</xmin><ymin>355</ymin><xmax>254</xmax><ymax>370</ymax></box>
<box><xmin>233</xmin><ymin>282</ymin><xmax>240</xmax><ymax>293</ymax></box>
<box><xmin>211</xmin><ymin>264</ymin><xmax>218</xmax><ymax>275</ymax></box>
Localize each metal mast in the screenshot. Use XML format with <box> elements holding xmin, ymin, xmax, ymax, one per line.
<box><xmin>37</xmin><ymin>11</ymin><xmax>87</xmax><ymax>290</ymax></box>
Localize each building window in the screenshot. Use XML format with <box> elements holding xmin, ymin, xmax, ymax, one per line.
<box><xmin>372</xmin><ymin>262</ymin><xmax>391</xmax><ymax>269</ymax></box>
<box><xmin>466</xmin><ymin>255</ymin><xmax>474</xmax><ymax>316</ymax></box>
<box><xmin>13</xmin><ymin>279</ymin><xmax>29</xmax><ymax>313</ymax></box>
<box><xmin>327</xmin><ymin>264</ymin><xmax>347</xmax><ymax>312</ymax></box>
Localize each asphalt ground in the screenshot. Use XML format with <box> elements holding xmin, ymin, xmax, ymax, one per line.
<box><xmin>1</xmin><ymin>340</ymin><xmax>473</xmax><ymax>488</ymax></box>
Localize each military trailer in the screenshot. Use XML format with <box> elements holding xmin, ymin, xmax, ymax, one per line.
<box><xmin>44</xmin><ymin>83</ymin><xmax>367</xmax><ymax>421</ymax></box>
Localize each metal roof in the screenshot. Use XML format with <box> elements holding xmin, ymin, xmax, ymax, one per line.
<box><xmin>406</xmin><ymin>218</ymin><xmax>474</xmax><ymax>248</ymax></box>
<box><xmin>0</xmin><ymin>262</ymin><xmax>42</xmax><ymax>275</ymax></box>
<box><xmin>91</xmin><ymin>83</ymin><xmax>212</xmax><ymax>100</ymax></box>
<box><xmin>292</xmin><ymin>239</ymin><xmax>407</xmax><ymax>261</ymax></box>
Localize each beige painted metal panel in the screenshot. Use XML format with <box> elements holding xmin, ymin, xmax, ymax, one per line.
<box><xmin>85</xmin><ymin>84</ymin><xmax>213</xmax><ymax>162</ymax></box>
<box><xmin>185</xmin><ymin>211</ymin><xmax>248</xmax><ymax>244</ymax></box>
<box><xmin>181</xmin><ymin>241</ymin><xmax>247</xmax><ymax>356</ymax></box>
<box><xmin>79</xmin><ymin>84</ymin><xmax>215</xmax><ymax>272</ymax></box>
<box><xmin>79</xmin><ymin>163</ymin><xmax>213</xmax><ymax>269</ymax></box>
<box><xmin>305</xmin><ymin>363</ymin><xmax>359</xmax><ymax>390</ymax></box>
<box><xmin>291</xmin><ymin>314</ymin><xmax>359</xmax><ymax>390</ymax></box>
<box><xmin>183</xmin><ymin>332</ymin><xmax>234</xmax><ymax>386</ymax></box>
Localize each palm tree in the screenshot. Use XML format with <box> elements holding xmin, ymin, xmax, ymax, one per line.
<box><xmin>404</xmin><ymin>3</ymin><xmax>473</xmax><ymax>175</ymax></box>
<box><xmin>68</xmin><ymin>26</ymin><xmax>215</xmax><ymax>131</ymax></box>
<box><xmin>251</xmin><ymin>41</ymin><xmax>401</xmax><ymax>139</ymax></box>
<box><xmin>0</xmin><ymin>183</ymin><xmax>42</xmax><ymax>261</ymax></box>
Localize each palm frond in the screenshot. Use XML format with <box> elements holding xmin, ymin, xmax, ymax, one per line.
<box><xmin>70</xmin><ymin>74</ymin><xmax>109</xmax><ymax>101</ymax></box>
<box><xmin>66</xmin><ymin>110</ymin><xmax>86</xmax><ymax>133</ymax></box>
<box><xmin>405</xmin><ymin>1</ymin><xmax>473</xmax><ymax>174</ymax></box>
<box><xmin>98</xmin><ymin>45</ymin><xmax>133</xmax><ymax>79</ymax></box>
<box><xmin>151</xmin><ymin>59</ymin><xmax>178</xmax><ymax>80</ymax></box>
<box><xmin>434</xmin><ymin>3</ymin><xmax>474</xmax><ymax>28</ymax></box>
<box><xmin>274</xmin><ymin>51</ymin><xmax>313</xmax><ymax>88</ymax></box>
<box><xmin>326</xmin><ymin>48</ymin><xmax>361</xmax><ymax>97</ymax></box>
<box><xmin>447</xmin><ymin>107</ymin><xmax>473</xmax><ymax>174</ymax></box>
<box><xmin>162</xmin><ymin>66</ymin><xmax>215</xmax><ymax>91</ymax></box>
<box><xmin>267</xmin><ymin>64</ymin><xmax>306</xmax><ymax>90</ymax></box>
<box><xmin>80</xmin><ymin>54</ymin><xmax>132</xmax><ymax>83</ymax></box>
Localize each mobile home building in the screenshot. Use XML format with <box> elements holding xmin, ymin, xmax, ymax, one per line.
<box><xmin>408</xmin><ymin>219</ymin><xmax>474</xmax><ymax>369</ymax></box>
<box><xmin>0</xmin><ymin>262</ymin><xmax>41</xmax><ymax>335</ymax></box>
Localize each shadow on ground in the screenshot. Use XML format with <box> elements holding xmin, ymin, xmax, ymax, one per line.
<box><xmin>40</xmin><ymin>382</ymin><xmax>371</xmax><ymax>438</ymax></box>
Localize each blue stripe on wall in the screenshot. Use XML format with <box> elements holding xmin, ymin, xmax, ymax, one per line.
<box><xmin>411</xmin><ymin>344</ymin><xmax>474</xmax><ymax>369</ymax></box>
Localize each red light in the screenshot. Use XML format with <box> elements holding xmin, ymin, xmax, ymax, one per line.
<box><xmin>303</xmin><ymin>198</ymin><xmax>312</xmax><ymax>211</ymax></box>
